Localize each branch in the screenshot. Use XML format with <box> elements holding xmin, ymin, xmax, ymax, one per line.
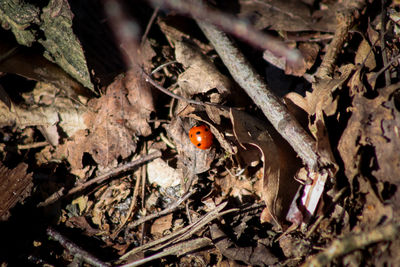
<box><xmin>148</xmin><ymin>0</ymin><xmax>304</xmax><ymax>67</ymax></box>
<box><xmin>196</xmin><ymin>21</ymin><xmax>319</xmax><ymax>170</ymax></box>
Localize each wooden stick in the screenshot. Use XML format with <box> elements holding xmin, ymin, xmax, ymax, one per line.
<box><xmin>197</xmin><ymin>21</ymin><xmax>319</xmax><ymax>170</ymax></box>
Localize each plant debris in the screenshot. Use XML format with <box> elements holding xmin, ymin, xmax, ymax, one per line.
<box><xmin>1</xmin><ymin>0</ymin><xmax>400</xmax><ymax>266</ymax></box>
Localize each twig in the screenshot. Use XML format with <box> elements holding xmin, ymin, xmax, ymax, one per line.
<box><xmin>368</xmin><ymin>53</ymin><xmax>400</xmax><ymax>84</ymax></box>
<box><xmin>315</xmin><ymin>0</ymin><xmax>367</xmax><ymax>79</ymax></box>
<box><xmin>110</xmin><ymin>165</ymin><xmax>142</xmax><ymax>239</ymax></box>
<box><xmin>302</xmin><ymin>223</ymin><xmax>400</xmax><ymax>267</ymax></box>
<box><xmin>141</xmin><ymin>6</ymin><xmax>160</xmax><ymax>46</ymax></box>
<box><xmin>142</xmin><ymin>69</ymin><xmax>228</xmax><ymax>109</ymax></box>
<box><xmin>103</xmin><ymin>0</ymin><xmax>140</xmax><ymax>68</ymax></box>
<box><xmin>17</xmin><ymin>141</ymin><xmax>49</xmax><ymax>150</ymax></box>
<box><xmin>120</xmin><ymin>237</ymin><xmax>212</xmax><ymax>267</ymax></box>
<box><xmin>37</xmin><ymin>151</ymin><xmax>161</xmax><ymax>207</ymax></box>
<box><xmin>119</xmin><ymin>201</ymin><xmax>233</xmax><ymax>261</ymax></box>
<box><xmin>305</xmin><ymin>187</ymin><xmax>348</xmax><ymax>238</ymax></box>
<box><xmin>316</xmin><ymin>12</ymin><xmax>355</xmax><ymax>79</ymax></box>
<box><xmin>148</xmin><ymin>0</ymin><xmax>304</xmax><ymax>66</ymax></box>
<box><xmin>196</xmin><ymin>21</ymin><xmax>319</xmax><ymax>170</ymax></box>
<box><xmin>47</xmin><ymin>227</ymin><xmax>110</xmax><ymax>267</ymax></box>
<box><xmin>150</xmin><ymin>61</ymin><xmax>178</xmax><ymax>76</ymax></box>
<box><xmin>126</xmin><ymin>189</ymin><xmax>196</xmax><ymax>229</ymax></box>
<box><xmin>380</xmin><ymin>0</ymin><xmax>390</xmax><ymax>86</ymax></box>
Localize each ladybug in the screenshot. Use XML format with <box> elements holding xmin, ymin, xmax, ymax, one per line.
<box><xmin>189</xmin><ymin>124</ymin><xmax>214</xmax><ymax>150</ymax></box>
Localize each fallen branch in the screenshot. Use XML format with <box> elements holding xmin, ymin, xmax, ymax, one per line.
<box><xmin>196</xmin><ymin>21</ymin><xmax>319</xmax><ymax>170</ymax></box>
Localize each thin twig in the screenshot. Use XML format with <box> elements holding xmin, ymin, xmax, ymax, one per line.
<box><xmin>302</xmin><ymin>223</ymin><xmax>400</xmax><ymax>267</ymax></box>
<box><xmin>141</xmin><ymin>6</ymin><xmax>160</xmax><ymax>46</ymax></box>
<box><xmin>68</xmin><ymin>151</ymin><xmax>161</xmax><ymax>195</ymax></box>
<box><xmin>142</xmin><ymin>69</ymin><xmax>228</xmax><ymax>109</ymax></box>
<box><xmin>305</xmin><ymin>187</ymin><xmax>348</xmax><ymax>238</ymax></box>
<box><xmin>127</xmin><ymin>189</ymin><xmax>196</xmax><ymax>229</ymax></box>
<box><xmin>120</xmin><ymin>237</ymin><xmax>212</xmax><ymax>267</ymax></box>
<box><xmin>110</xmin><ymin>168</ymin><xmax>142</xmax><ymax>239</ymax></box>
<box><xmin>380</xmin><ymin>0</ymin><xmax>390</xmax><ymax>86</ymax></box>
<box><xmin>17</xmin><ymin>141</ymin><xmax>49</xmax><ymax>150</ymax></box>
<box><xmin>37</xmin><ymin>151</ymin><xmax>161</xmax><ymax>207</ymax></box>
<box><xmin>148</xmin><ymin>0</ymin><xmax>304</xmax><ymax>66</ymax></box>
<box><xmin>368</xmin><ymin>53</ymin><xmax>400</xmax><ymax>85</ymax></box>
<box><xmin>120</xmin><ymin>201</ymin><xmax>232</xmax><ymax>261</ymax></box>
<box><xmin>316</xmin><ymin>12</ymin><xmax>355</xmax><ymax>79</ymax></box>
<box><xmin>196</xmin><ymin>21</ymin><xmax>319</xmax><ymax>170</ymax></box>
<box><xmin>47</xmin><ymin>227</ymin><xmax>110</xmax><ymax>267</ymax></box>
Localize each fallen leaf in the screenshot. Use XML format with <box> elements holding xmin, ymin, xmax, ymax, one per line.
<box><xmin>237</xmin><ymin>0</ymin><xmax>338</xmax><ymax>32</ymax></box>
<box><xmin>150</xmin><ymin>214</ymin><xmax>173</xmax><ymax>237</ymax></box>
<box><xmin>338</xmin><ymin>84</ymin><xmax>400</xmax><ymax>218</ymax></box>
<box><xmin>175</xmin><ymin>40</ymin><xmax>231</xmax><ymax>97</ymax></box>
<box><xmin>230</xmin><ymin>109</ymin><xmax>299</xmax><ymax>228</ymax></box>
<box><xmin>0</xmin><ymin>162</ymin><xmax>33</xmax><ymax>221</ymax></box>
<box><xmin>165</xmin><ymin>117</ymin><xmax>215</xmax><ymax>174</ymax></box>
<box><xmin>56</xmin><ymin>69</ymin><xmax>154</xmax><ymax>172</ymax></box>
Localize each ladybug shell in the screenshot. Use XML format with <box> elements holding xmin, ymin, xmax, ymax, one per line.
<box><xmin>189</xmin><ymin>125</ymin><xmax>213</xmax><ymax>150</ymax></box>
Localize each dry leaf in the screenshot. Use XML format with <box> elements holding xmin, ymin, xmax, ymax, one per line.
<box><xmin>150</xmin><ymin>214</ymin><xmax>173</xmax><ymax>237</ymax></box>
<box><xmin>0</xmin><ymin>162</ymin><xmax>33</xmax><ymax>221</ymax></box>
<box><xmin>175</xmin><ymin>40</ymin><xmax>231</xmax><ymax>97</ymax></box>
<box><xmin>230</xmin><ymin>109</ymin><xmax>299</xmax><ymax>228</ymax></box>
<box><xmin>338</xmin><ymin>84</ymin><xmax>400</xmax><ymax>218</ymax></box>
<box><xmin>56</xmin><ymin>69</ymin><xmax>154</xmax><ymax>172</ymax></box>
<box><xmin>355</xmin><ymin>38</ymin><xmax>376</xmax><ymax>70</ymax></box>
<box><xmin>238</xmin><ymin>0</ymin><xmax>338</xmax><ymax>32</ymax></box>
<box><xmin>165</xmin><ymin>117</ymin><xmax>215</xmax><ymax>174</ymax></box>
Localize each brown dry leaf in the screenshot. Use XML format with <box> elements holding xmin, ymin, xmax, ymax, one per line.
<box><xmin>356</xmin><ymin>177</ymin><xmax>393</xmax><ymax>230</ymax></box>
<box><xmin>238</xmin><ymin>0</ymin><xmax>338</xmax><ymax>32</ymax></box>
<box><xmin>298</xmin><ymin>42</ymin><xmax>320</xmax><ymax>71</ymax></box>
<box><xmin>338</xmin><ymin>84</ymin><xmax>400</xmax><ymax>217</ymax></box>
<box><xmin>0</xmin><ymin>162</ymin><xmax>33</xmax><ymax>221</ymax></box>
<box><xmin>56</xmin><ymin>69</ymin><xmax>154</xmax><ymax>173</ymax></box>
<box><xmin>215</xmin><ymin>167</ymin><xmax>260</xmax><ymax>202</ymax></box>
<box><xmin>355</xmin><ymin>38</ymin><xmax>376</xmax><ymax>70</ymax></box>
<box><xmin>0</xmin><ymin>41</ymin><xmax>89</xmax><ymax>98</ymax></box>
<box><xmin>91</xmin><ymin>181</ymin><xmax>131</xmax><ymax>232</ymax></box>
<box><xmin>165</xmin><ymin>117</ymin><xmax>215</xmax><ymax>174</ymax></box>
<box><xmin>230</xmin><ymin>109</ymin><xmax>299</xmax><ymax>228</ymax></box>
<box><xmin>287</xmin><ymin>64</ymin><xmax>355</xmax><ymax>166</ymax></box>
<box><xmin>150</xmin><ymin>214</ymin><xmax>173</xmax><ymax>238</ymax></box>
<box><xmin>175</xmin><ymin>40</ymin><xmax>231</xmax><ymax>98</ymax></box>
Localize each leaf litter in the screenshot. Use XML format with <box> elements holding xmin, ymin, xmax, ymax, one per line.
<box><xmin>1</xmin><ymin>0</ymin><xmax>400</xmax><ymax>266</ymax></box>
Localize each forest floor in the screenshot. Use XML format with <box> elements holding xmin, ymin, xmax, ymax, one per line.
<box><xmin>0</xmin><ymin>0</ymin><xmax>400</xmax><ymax>266</ymax></box>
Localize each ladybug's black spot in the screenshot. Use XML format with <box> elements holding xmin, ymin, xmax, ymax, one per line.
<box><xmin>197</xmin><ymin>143</ymin><xmax>201</xmax><ymax>147</ymax></box>
<box><xmin>205</xmin><ymin>128</ymin><xmax>209</xmax><ymax>132</ymax></box>
<box><xmin>190</xmin><ymin>134</ymin><xmax>193</xmax><ymax>138</ymax></box>
<box><xmin>196</xmin><ymin>131</ymin><xmax>201</xmax><ymax>135</ymax></box>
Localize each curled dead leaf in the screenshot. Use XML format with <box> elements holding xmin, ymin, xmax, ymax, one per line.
<box><xmin>230</xmin><ymin>109</ymin><xmax>299</xmax><ymax>228</ymax></box>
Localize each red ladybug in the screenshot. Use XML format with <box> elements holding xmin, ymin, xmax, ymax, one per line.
<box><xmin>189</xmin><ymin>125</ymin><xmax>213</xmax><ymax>150</ymax></box>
